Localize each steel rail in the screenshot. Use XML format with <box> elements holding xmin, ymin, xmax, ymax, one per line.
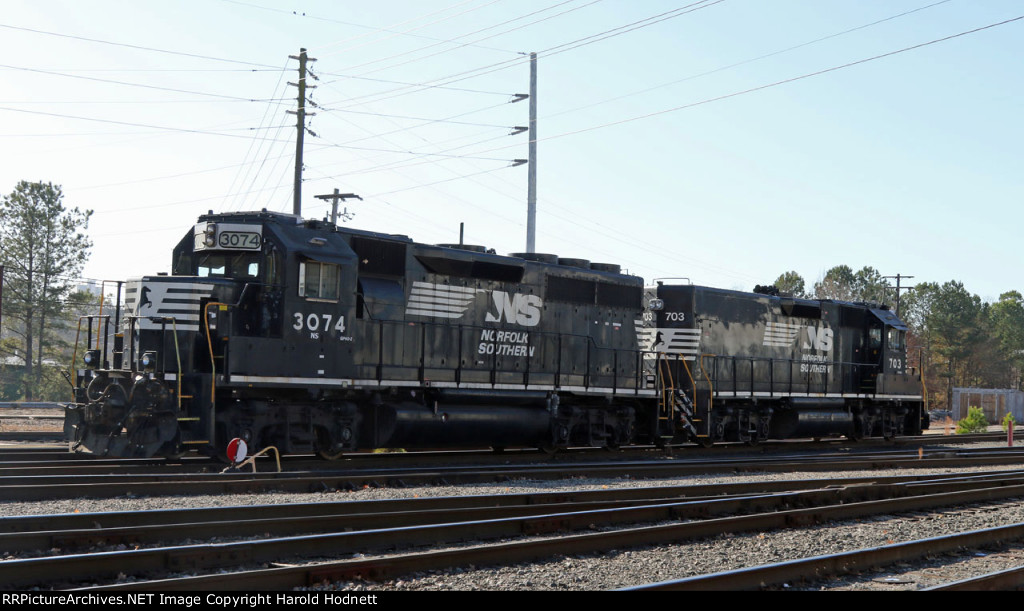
<box><xmin>11</xmin><ymin>478</ymin><xmax>1024</xmax><ymax>590</ymax></box>
<box><xmin>12</xmin><ymin>472</ymin><xmax>1024</xmax><ymax>557</ymax></box>
<box><xmin>0</xmin><ymin>486</ymin><xmax>880</xmax><ymax>556</ymax></box>
<box><xmin>925</xmin><ymin>565</ymin><xmax>1024</xmax><ymax>591</ymax></box>
<box><xmin>0</xmin><ymin>432</ymin><xmax>65</xmax><ymax>442</ymax></box>
<box><xmin>4</xmin><ymin>448</ymin><xmax>1024</xmax><ymax>502</ymax></box>
<box><xmin>627</xmin><ymin>524</ymin><xmax>1024</xmax><ymax>591</ymax></box>
<box><xmin>4</xmin><ymin>468</ymin><xmax>1023</xmax><ymax>536</ymax></box>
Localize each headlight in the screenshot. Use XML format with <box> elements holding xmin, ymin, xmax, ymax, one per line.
<box><xmin>83</xmin><ymin>349</ymin><xmax>101</xmax><ymax>368</ymax></box>
<box><xmin>141</xmin><ymin>351</ymin><xmax>157</xmax><ymax>371</ymax></box>
<box><xmin>203</xmin><ymin>223</ymin><xmax>217</xmax><ymax>247</ymax></box>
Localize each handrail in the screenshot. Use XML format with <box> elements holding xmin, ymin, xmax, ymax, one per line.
<box><xmin>699</xmin><ymin>353</ymin><xmax>885</xmax><ymax>397</ymax></box>
<box><xmin>375</xmin><ymin>318</ymin><xmax>643</xmax><ymax>391</ymax></box>
<box><xmin>678</xmin><ymin>356</ymin><xmax>698</xmax><ymax>409</ymax></box>
<box><xmin>699</xmin><ymin>354</ymin><xmax>714</xmax><ymax>416</ymax></box>
<box><xmin>919</xmin><ymin>348</ymin><xmax>929</xmax><ymax>411</ymax></box>
<box><xmin>95</xmin><ymin>285</ymin><xmax>106</xmax><ymax>351</ymax></box>
<box><xmin>657</xmin><ymin>354</ymin><xmax>675</xmax><ymax>421</ymax></box>
<box><xmin>146</xmin><ymin>317</ymin><xmax>183</xmax><ymax>409</ymax></box>
<box><xmin>69</xmin><ymin>315</ymin><xmax>111</xmax><ymax>402</ymax></box>
<box><xmin>203</xmin><ymin>302</ymin><xmax>231</xmax><ymax>405</ymax></box>
<box><xmin>361</xmin><ymin>318</ymin><xmax>913</xmax><ymax>405</ymax></box>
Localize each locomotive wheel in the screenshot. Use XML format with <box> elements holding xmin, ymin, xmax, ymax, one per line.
<box><xmin>159</xmin><ymin>432</ymin><xmax>187</xmax><ymax>461</ymax></box>
<box><xmin>317</xmin><ymin>449</ymin><xmax>346</xmax><ymax>461</ymax></box>
<box><xmin>696</xmin><ymin>436</ymin><xmax>714</xmax><ymax>448</ymax></box>
<box><xmin>847</xmin><ymin>418</ymin><xmax>865</xmax><ymax>442</ymax></box>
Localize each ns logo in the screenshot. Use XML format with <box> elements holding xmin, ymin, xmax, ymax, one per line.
<box><xmin>485</xmin><ymin>291</ymin><xmax>543</xmax><ymax>327</ymax></box>
<box><xmin>803</xmin><ymin>327</ymin><xmax>834</xmax><ymax>352</ymax></box>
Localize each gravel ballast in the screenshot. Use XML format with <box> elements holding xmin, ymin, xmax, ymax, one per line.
<box><xmin>4</xmin><ymin>448</ymin><xmax>1024</xmax><ymax>590</ymax></box>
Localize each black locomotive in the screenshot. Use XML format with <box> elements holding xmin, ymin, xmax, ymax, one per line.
<box><xmin>64</xmin><ymin>210</ymin><xmax>925</xmax><ymax>458</ymax></box>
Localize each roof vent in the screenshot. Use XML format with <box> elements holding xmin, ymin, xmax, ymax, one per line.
<box><xmin>557</xmin><ymin>258</ymin><xmax>591</xmax><ymax>269</ymax></box>
<box><xmin>437</xmin><ymin>243</ymin><xmax>488</xmax><ymax>253</ymax></box>
<box><xmin>590</xmin><ymin>262</ymin><xmax>621</xmax><ymax>274</ymax></box>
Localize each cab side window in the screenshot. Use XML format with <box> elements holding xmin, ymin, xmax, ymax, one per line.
<box><xmin>868</xmin><ymin>326</ymin><xmax>882</xmax><ymax>350</ymax></box>
<box><xmin>887</xmin><ymin>328</ymin><xmax>906</xmax><ymax>351</ymax></box>
<box><xmin>299</xmin><ymin>261</ymin><xmax>340</xmax><ymax>300</ymax></box>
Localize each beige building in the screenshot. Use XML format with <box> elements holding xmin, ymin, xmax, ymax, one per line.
<box><xmin>952</xmin><ymin>388</ymin><xmax>1024</xmax><ymax>424</ymax></box>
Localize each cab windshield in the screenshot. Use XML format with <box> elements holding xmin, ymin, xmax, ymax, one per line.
<box><xmin>197</xmin><ymin>253</ymin><xmax>261</xmax><ymax>279</ymax></box>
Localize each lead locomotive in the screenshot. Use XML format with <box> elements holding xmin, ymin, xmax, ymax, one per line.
<box><xmin>65</xmin><ymin>210</ymin><xmax>925</xmax><ymax>458</ymax></box>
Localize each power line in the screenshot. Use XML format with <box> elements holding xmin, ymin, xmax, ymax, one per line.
<box><xmin>222</xmin><ymin>59</ymin><xmax>294</xmax><ymax>212</ymax></box>
<box><xmin>539</xmin><ymin>0</ymin><xmax>957</xmax><ymax>125</ymax></box>
<box><xmin>0</xmin><ymin>106</ymin><xmax>296</xmax><ymax>142</ymax></box>
<box><xmin>313</xmin><ymin>71</ymin><xmax>515</xmax><ymax>97</ymax></box>
<box><xmin>0</xmin><ymin>22</ymin><xmax>280</xmax><ymax>68</ymax></box>
<box><xmin>313</xmin><ymin>105</ymin><xmax>519</xmax><ymax>130</ymax></box>
<box><xmin>317</xmin><ymin>0</ymin><xmax>722</xmax><ymax>110</ymax></box>
<box><xmin>313</xmin><ymin>100</ymin><xmax>515</xmax><ymax>143</ymax></box>
<box><xmin>415</xmin><ymin>13</ymin><xmax>1024</xmax><ymax>164</ymax></box>
<box><xmin>221</xmin><ymin>0</ymin><xmax>518</xmax><ymax>55</ymax></box>
<box><xmin>536</xmin><ymin>14</ymin><xmax>1024</xmax><ymax>145</ymax></box>
<box><xmin>0</xmin><ymin>62</ymin><xmax>277</xmax><ymax>102</ymax></box>
<box><xmin>323</xmin><ymin>0</ymin><xmax>594</xmax><ymax>72</ymax></box>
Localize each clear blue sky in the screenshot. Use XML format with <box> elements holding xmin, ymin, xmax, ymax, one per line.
<box><xmin>0</xmin><ymin>0</ymin><xmax>1020</xmax><ymax>304</ymax></box>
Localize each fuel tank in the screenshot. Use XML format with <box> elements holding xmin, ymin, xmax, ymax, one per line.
<box><xmin>370</xmin><ymin>401</ymin><xmax>553</xmax><ymax>448</ymax></box>
<box><xmin>770</xmin><ymin>399</ymin><xmax>853</xmax><ymax>438</ymax></box>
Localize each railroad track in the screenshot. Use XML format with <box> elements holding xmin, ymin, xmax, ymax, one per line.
<box><xmin>626</xmin><ymin>523</ymin><xmax>1024</xmax><ymax>591</ymax></box>
<box><xmin>2</xmin><ymin>445</ymin><xmax>1024</xmax><ymax>501</ymax></box>
<box><xmin>6</xmin><ymin>469</ymin><xmax>1024</xmax><ymax>590</ymax></box>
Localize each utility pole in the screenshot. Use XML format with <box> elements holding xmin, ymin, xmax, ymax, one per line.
<box><xmin>884</xmin><ymin>274</ymin><xmax>914</xmax><ymax>317</ymax></box>
<box><xmin>288</xmin><ymin>48</ymin><xmax>316</xmax><ymax>217</ymax></box>
<box><xmin>526</xmin><ymin>52</ymin><xmax>537</xmax><ymax>253</ymax></box>
<box><xmin>314</xmin><ymin>189</ymin><xmax>362</xmax><ymax>225</ymax></box>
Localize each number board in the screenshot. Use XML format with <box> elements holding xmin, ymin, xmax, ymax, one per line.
<box><xmin>194</xmin><ymin>222</ymin><xmax>263</xmax><ymax>251</ymax></box>
<box><xmin>217</xmin><ymin>231</ymin><xmax>261</xmax><ymax>250</ymax></box>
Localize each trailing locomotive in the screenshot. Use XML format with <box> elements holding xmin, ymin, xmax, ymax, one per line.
<box><xmin>64</xmin><ymin>210</ymin><xmax>925</xmax><ymax>458</ymax></box>
<box><xmin>640</xmin><ymin>283</ymin><xmax>924</xmax><ymax>445</ymax></box>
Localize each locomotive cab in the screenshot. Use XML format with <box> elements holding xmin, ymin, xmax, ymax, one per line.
<box><xmin>66</xmin><ymin>210</ymin><xmax>365</xmax><ymax>457</ymax></box>
<box><xmin>867</xmin><ymin>307</ymin><xmax>920</xmax><ymax>399</ymax></box>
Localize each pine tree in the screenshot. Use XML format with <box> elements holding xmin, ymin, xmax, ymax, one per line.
<box><xmin>0</xmin><ymin>181</ymin><xmax>92</xmax><ymax>400</ymax></box>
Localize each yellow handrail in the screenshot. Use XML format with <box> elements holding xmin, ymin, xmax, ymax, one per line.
<box><xmin>203</xmin><ymin>302</ymin><xmax>230</xmax><ymax>405</ymax></box>
<box><xmin>679</xmin><ymin>356</ymin><xmax>698</xmax><ymax>412</ymax></box>
<box><xmin>698</xmin><ymin>354</ymin><xmax>714</xmax><ymax>417</ymax></box>
<box><xmin>147</xmin><ymin>317</ymin><xmax>184</xmax><ymax>410</ymax></box>
<box><xmin>69</xmin><ymin>318</ymin><xmax>85</xmax><ymax>403</ymax></box>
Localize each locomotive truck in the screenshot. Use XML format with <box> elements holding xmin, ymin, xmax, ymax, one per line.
<box><xmin>64</xmin><ymin>210</ymin><xmax>925</xmax><ymax>458</ymax></box>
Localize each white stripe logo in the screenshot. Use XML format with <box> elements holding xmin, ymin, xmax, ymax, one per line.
<box><xmin>405</xmin><ymin>281</ymin><xmax>485</xmax><ymax>319</ymax></box>
<box><xmin>124</xmin><ymin>280</ymin><xmax>215</xmax><ymax>332</ymax></box>
<box><xmin>763</xmin><ymin>321</ymin><xmax>802</xmax><ymax>347</ymax></box>
<box><xmin>636</xmin><ymin>322</ymin><xmax>701</xmax><ymax>359</ymax></box>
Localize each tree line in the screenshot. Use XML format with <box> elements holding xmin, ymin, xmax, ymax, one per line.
<box><xmin>774</xmin><ymin>266</ymin><xmax>1024</xmax><ymax>409</ymax></box>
